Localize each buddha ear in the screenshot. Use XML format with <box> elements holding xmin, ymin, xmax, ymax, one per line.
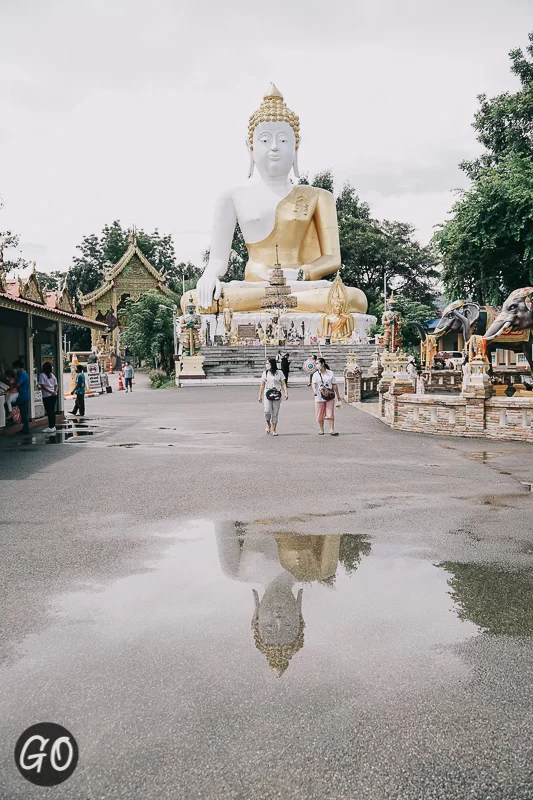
<box><xmin>292</xmin><ymin>148</ymin><xmax>301</xmax><ymax>180</ymax></box>
<box><xmin>246</xmin><ymin>139</ymin><xmax>254</xmax><ymax>179</ymax></box>
<box><xmin>252</xmin><ymin>588</ymin><xmax>260</xmax><ymax>613</ymax></box>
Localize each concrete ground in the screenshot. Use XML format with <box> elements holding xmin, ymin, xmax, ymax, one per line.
<box><xmin>1</xmin><ymin>374</ymin><xmax>533</xmax><ymax>799</ymax></box>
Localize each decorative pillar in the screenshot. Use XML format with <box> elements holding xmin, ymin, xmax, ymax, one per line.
<box><xmin>461</xmin><ymin>346</ymin><xmax>493</xmax><ymax>435</ymax></box>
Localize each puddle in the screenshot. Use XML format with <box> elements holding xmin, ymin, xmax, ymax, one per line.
<box><xmin>2</xmin><ymin>526</ymin><xmax>486</xmax><ymax>684</ymax></box>
<box><xmin>2</xmin><ymin>522</ymin><xmax>532</xmax><ymax>797</ymax></box>
<box><xmin>110</xmin><ymin>442</ymin><xmax>141</xmax><ymax>448</ymax></box>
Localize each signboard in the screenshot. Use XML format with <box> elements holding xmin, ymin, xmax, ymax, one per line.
<box><xmin>86</xmin><ymin>362</ymin><xmax>101</xmax><ymax>392</ymax></box>
<box><xmin>238</xmin><ymin>324</ymin><xmax>256</xmax><ymax>339</ymax></box>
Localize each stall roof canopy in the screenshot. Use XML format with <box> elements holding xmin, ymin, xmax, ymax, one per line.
<box><xmin>0</xmin><ymin>290</ymin><xmax>108</xmax><ymax>330</ymax></box>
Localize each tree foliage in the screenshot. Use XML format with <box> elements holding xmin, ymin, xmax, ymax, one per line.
<box><xmin>121</xmin><ymin>292</ymin><xmax>175</xmax><ymax>374</ymax></box>
<box><xmin>435</xmin><ymin>32</ymin><xmax>533</xmax><ymax>304</ymax></box>
<box><xmin>35</xmin><ymin>270</ymin><xmax>66</xmax><ymax>292</ymax></box>
<box><xmin>0</xmin><ymin>198</ymin><xmax>28</xmax><ymax>273</ymax></box>
<box><xmin>436</xmin><ymin>154</ymin><xmax>533</xmax><ymax>304</ymax></box>
<box><xmin>461</xmin><ymin>33</ymin><xmax>533</xmax><ymax>180</ymax></box>
<box><xmin>370</xmin><ymin>297</ymin><xmax>438</xmax><ymax>348</ymax></box>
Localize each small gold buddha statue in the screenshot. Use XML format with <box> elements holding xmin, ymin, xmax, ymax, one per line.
<box><xmin>319</xmin><ymin>274</ymin><xmax>354</xmax><ymax>341</ymax></box>
<box><xmin>187</xmin><ymin>84</ymin><xmax>368</xmax><ymax>316</ymax></box>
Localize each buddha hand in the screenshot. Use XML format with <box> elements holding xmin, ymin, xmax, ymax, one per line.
<box><xmin>197</xmin><ymin>266</ymin><xmax>222</xmax><ymax>310</ymax></box>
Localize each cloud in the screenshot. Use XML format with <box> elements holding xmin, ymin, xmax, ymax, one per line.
<box><xmin>340</xmin><ymin>152</ymin><xmax>471</xmax><ymax>197</ymax></box>
<box><xmin>1</xmin><ymin>0</ymin><xmax>532</xmax><ymax>270</ymax></box>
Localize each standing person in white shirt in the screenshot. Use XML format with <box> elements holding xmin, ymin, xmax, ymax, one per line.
<box><xmin>37</xmin><ymin>361</ymin><xmax>58</xmax><ymax>433</ymax></box>
<box><xmin>312</xmin><ymin>358</ymin><xmax>341</xmax><ymax>436</ymax></box>
<box><xmin>258</xmin><ymin>357</ymin><xmax>288</xmax><ymax>436</ymax></box>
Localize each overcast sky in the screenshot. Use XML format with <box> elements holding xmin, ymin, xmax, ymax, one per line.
<box><xmin>1</xmin><ymin>0</ymin><xmax>532</xmax><ymax>274</ymax></box>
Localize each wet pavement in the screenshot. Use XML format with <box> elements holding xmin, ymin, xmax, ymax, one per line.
<box><xmin>1</xmin><ymin>377</ymin><xmax>533</xmax><ymax>799</ymax></box>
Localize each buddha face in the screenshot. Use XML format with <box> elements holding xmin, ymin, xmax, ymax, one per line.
<box><xmin>332</xmin><ymin>300</ymin><xmax>344</xmax><ymax>315</ymax></box>
<box><xmin>256</xmin><ymin>585</ymin><xmax>302</xmax><ymax>645</ymax></box>
<box><xmin>252</xmin><ymin>122</ymin><xmax>295</xmax><ymax>178</ymax></box>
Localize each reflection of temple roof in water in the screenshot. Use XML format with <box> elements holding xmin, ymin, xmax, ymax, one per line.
<box><xmin>441</xmin><ymin>562</ymin><xmax>533</xmax><ymax>636</ymax></box>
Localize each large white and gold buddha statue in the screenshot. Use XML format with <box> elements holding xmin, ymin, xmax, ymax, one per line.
<box><xmin>189</xmin><ymin>84</ymin><xmax>368</xmax><ymax>319</ymax></box>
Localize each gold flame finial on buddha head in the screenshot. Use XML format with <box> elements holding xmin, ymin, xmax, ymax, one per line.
<box><xmin>327</xmin><ymin>272</ymin><xmax>349</xmax><ymax>313</ymax></box>
<box><xmin>248</xmin><ymin>83</ymin><xmax>300</xmax><ymax>149</ymax></box>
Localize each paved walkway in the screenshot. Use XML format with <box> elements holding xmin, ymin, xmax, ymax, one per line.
<box><xmin>1</xmin><ymin>375</ymin><xmax>533</xmax><ymax>799</ymax></box>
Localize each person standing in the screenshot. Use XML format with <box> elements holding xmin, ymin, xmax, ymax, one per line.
<box><xmin>124</xmin><ymin>361</ymin><xmax>134</xmax><ymax>392</ymax></box>
<box><xmin>37</xmin><ymin>362</ymin><xmax>58</xmax><ymax>432</ymax></box>
<box><xmin>70</xmin><ymin>364</ymin><xmax>86</xmax><ymax>416</ymax></box>
<box><xmin>280</xmin><ymin>352</ymin><xmax>291</xmax><ymax>387</ymax></box>
<box><xmin>312</xmin><ymin>358</ymin><xmax>341</xmax><ymax>436</ymax></box>
<box><xmin>258</xmin><ymin>357</ymin><xmax>288</xmax><ymax>436</ymax></box>
<box><xmin>12</xmin><ymin>360</ymin><xmax>30</xmax><ymax>434</ymax></box>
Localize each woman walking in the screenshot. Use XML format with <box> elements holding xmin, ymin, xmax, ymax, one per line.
<box><xmin>37</xmin><ymin>361</ymin><xmax>58</xmax><ymax>433</ymax></box>
<box><xmin>70</xmin><ymin>364</ymin><xmax>86</xmax><ymax>416</ymax></box>
<box><xmin>312</xmin><ymin>358</ymin><xmax>341</xmax><ymax>436</ymax></box>
<box><xmin>258</xmin><ymin>357</ymin><xmax>288</xmax><ymax>436</ymax></box>
<box><xmin>280</xmin><ymin>352</ymin><xmax>291</xmax><ymax>387</ymax></box>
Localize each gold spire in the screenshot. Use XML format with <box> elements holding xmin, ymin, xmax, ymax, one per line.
<box><xmin>264</xmin><ymin>82</ymin><xmax>283</xmax><ymax>101</ymax></box>
<box><xmin>248</xmin><ymin>84</ymin><xmax>300</xmax><ymax>148</ymax></box>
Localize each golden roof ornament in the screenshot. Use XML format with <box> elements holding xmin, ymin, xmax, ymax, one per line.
<box><xmin>248</xmin><ymin>83</ymin><xmax>300</xmax><ymax>149</ymax></box>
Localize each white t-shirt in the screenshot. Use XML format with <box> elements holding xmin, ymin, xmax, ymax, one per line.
<box><xmin>312</xmin><ymin>369</ymin><xmax>337</xmax><ymax>402</ymax></box>
<box><xmin>261</xmin><ymin>369</ymin><xmax>284</xmax><ymax>401</ymax></box>
<box><xmin>38</xmin><ymin>372</ymin><xmax>58</xmax><ymax>398</ymax></box>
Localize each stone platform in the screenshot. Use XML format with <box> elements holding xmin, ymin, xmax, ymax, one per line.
<box><xmin>200</xmin><ymin>343</ymin><xmax>375</xmax><ymax>380</ymax></box>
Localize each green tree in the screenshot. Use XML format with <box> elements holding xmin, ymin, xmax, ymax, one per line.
<box><xmin>0</xmin><ymin>198</ymin><xmax>28</xmax><ymax>273</ymax></box>
<box><xmin>436</xmin><ymin>154</ymin><xmax>533</xmax><ymax>304</ymax></box>
<box><xmin>461</xmin><ymin>32</ymin><xmax>533</xmax><ymax>180</ymax></box>
<box><xmin>370</xmin><ymin>297</ymin><xmax>438</xmax><ymax>348</ymax></box>
<box><xmin>435</xmin><ymin>33</ymin><xmax>533</xmax><ymax>303</ymax></box>
<box><xmin>121</xmin><ymin>292</ymin><xmax>175</xmax><ymax>374</ymax></box>
<box><xmin>35</xmin><ymin>270</ymin><xmax>66</xmax><ymax>292</ymax></box>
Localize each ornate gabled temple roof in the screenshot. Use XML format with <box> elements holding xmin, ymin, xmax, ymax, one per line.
<box><xmin>5</xmin><ymin>264</ymin><xmax>47</xmax><ymax>305</ymax></box>
<box><xmin>0</xmin><ymin>263</ymin><xmax>92</xmax><ymax>325</ymax></box>
<box><xmin>78</xmin><ymin>230</ymin><xmax>175</xmax><ymax>307</ymax></box>
<box><xmin>46</xmin><ymin>285</ymin><xmax>76</xmax><ymax>313</ymax></box>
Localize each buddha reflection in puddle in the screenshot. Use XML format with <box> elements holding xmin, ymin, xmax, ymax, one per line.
<box><xmin>216</xmin><ymin>526</ymin><xmax>344</xmax><ymax>676</ymax></box>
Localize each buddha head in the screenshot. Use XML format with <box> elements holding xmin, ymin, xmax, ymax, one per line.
<box><xmin>252</xmin><ymin>582</ymin><xmax>304</xmax><ymax>677</ymax></box>
<box><xmin>247</xmin><ymin>84</ymin><xmax>300</xmax><ymax>180</ymax></box>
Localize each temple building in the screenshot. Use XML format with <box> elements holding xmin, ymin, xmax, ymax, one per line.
<box><xmin>0</xmin><ymin>266</ymin><xmax>106</xmax><ymax>432</ymax></box>
<box><xmin>79</xmin><ymin>230</ymin><xmax>177</xmax><ymax>352</ymax></box>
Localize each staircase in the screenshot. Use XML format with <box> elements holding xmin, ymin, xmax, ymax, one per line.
<box><xmin>200</xmin><ymin>344</ymin><xmax>375</xmax><ymax>380</ymax></box>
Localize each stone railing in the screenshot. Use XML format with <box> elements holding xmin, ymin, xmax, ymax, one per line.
<box><xmin>378</xmin><ymin>353</ymin><xmax>533</xmax><ymax>442</ymax></box>
<box><xmin>343</xmin><ymin>348</ymin><xmax>380</xmax><ymax>403</ymax></box>
<box><xmin>423</xmin><ymin>369</ymin><xmax>462</xmax><ymax>393</ymax></box>
<box><xmin>344</xmin><ymin>371</ymin><xmax>379</xmax><ymax>403</ymax></box>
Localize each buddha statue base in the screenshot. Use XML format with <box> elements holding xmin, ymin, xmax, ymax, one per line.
<box><xmin>179</xmin><ymin>354</ymin><xmax>206</xmax><ymax>379</ymax></box>
<box><xmin>198</xmin><ymin>310</ymin><xmax>376</xmax><ymax>345</ymax></box>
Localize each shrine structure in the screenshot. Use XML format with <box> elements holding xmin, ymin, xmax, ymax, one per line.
<box><xmin>79</xmin><ymin>230</ymin><xmax>177</xmax><ymax>352</ymax></box>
